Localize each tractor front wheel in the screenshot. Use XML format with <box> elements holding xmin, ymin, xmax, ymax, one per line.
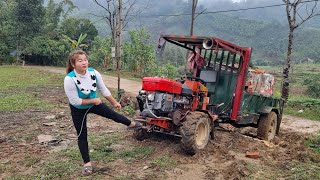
<box><xmin>180</xmin><ymin>112</ymin><xmax>211</xmax><ymax>155</ymax></box>
<box><xmin>257</xmin><ymin>111</ymin><xmax>278</xmax><ymax>141</ymax></box>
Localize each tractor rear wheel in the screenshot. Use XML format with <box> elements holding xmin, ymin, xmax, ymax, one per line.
<box><xmin>180</xmin><ymin>112</ymin><xmax>211</xmax><ymax>155</ymax></box>
<box><xmin>257</xmin><ymin>111</ymin><xmax>278</xmax><ymax>141</ymax></box>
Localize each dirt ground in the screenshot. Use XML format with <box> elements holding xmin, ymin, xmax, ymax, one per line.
<box><xmin>0</xmin><ymin>66</ymin><xmax>319</xmax><ymax>179</ymax></box>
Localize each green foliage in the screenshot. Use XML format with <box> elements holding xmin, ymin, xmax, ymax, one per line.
<box><xmin>89</xmin><ymin>36</ymin><xmax>112</xmax><ymax>68</ymax></box>
<box><xmin>122</xmin><ymin>103</ymin><xmax>136</xmax><ymax>116</ymax></box>
<box><xmin>286</xmin><ymin>97</ymin><xmax>320</xmax><ymax>121</ymax></box>
<box><xmin>303</xmin><ymin>75</ymin><xmax>320</xmax><ymax>98</ymax></box>
<box><xmin>43</xmin><ymin>0</ymin><xmax>76</xmax><ymax>35</ymax></box>
<box><xmin>62</xmin><ymin>33</ymin><xmax>88</xmax><ymax>49</ymax></box>
<box><xmin>0</xmin><ymin>1</ymin><xmax>14</xmax><ymax>62</ymax></box>
<box><xmin>24</xmin><ymin>35</ymin><xmax>71</xmax><ymax>66</ymax></box>
<box><xmin>60</xmin><ymin>18</ymin><xmax>98</xmax><ymax>43</ymax></box>
<box><xmin>158</xmin><ymin>44</ymin><xmax>186</xmax><ymax>66</ymax></box>
<box><xmin>123</xmin><ymin>28</ymin><xmax>156</xmax><ymax>76</ymax></box>
<box><xmin>13</xmin><ymin>0</ymin><xmax>45</xmax><ymax>53</ymax></box>
<box><xmin>155</xmin><ymin>63</ymin><xmax>178</xmax><ymax>79</ymax></box>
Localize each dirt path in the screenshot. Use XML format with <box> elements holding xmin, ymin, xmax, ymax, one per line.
<box><xmin>25</xmin><ymin>65</ymin><xmax>320</xmax><ymax>134</ymax></box>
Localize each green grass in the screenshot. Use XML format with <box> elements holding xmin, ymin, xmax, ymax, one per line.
<box><xmin>288</xmin><ymin>162</ymin><xmax>320</xmax><ymax>179</ymax></box>
<box><xmin>306</xmin><ymin>133</ymin><xmax>320</xmax><ymax>156</ymax></box>
<box><xmin>118</xmin><ymin>146</ymin><xmax>154</xmax><ymax>159</ymax></box>
<box><xmin>0</xmin><ymin>93</ymin><xmax>53</xmax><ymax>111</ymax></box>
<box><xmin>0</xmin><ymin>66</ymin><xmax>63</xmax><ymax>90</ymax></box>
<box><xmin>285</xmin><ymin>96</ymin><xmax>320</xmax><ymax>121</ymax></box>
<box><xmin>0</xmin><ymin>66</ymin><xmax>63</xmax><ymax>112</ymax></box>
<box><xmin>38</xmin><ymin>159</ymin><xmax>79</xmax><ymax>179</ymax></box>
<box><xmin>23</xmin><ymin>155</ymin><xmax>41</xmax><ymax>168</ymax></box>
<box><xmin>151</xmin><ymin>155</ymin><xmax>177</xmax><ymax>170</ymax></box>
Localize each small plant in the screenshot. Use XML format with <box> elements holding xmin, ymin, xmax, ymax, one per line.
<box><xmin>306</xmin><ymin>134</ymin><xmax>320</xmax><ymax>156</ymax></box>
<box><xmin>24</xmin><ymin>155</ymin><xmax>41</xmax><ymax>167</ymax></box>
<box><xmin>118</xmin><ymin>147</ymin><xmax>154</xmax><ymax>159</ymax></box>
<box><xmin>151</xmin><ymin>155</ymin><xmax>177</xmax><ymax>170</ymax></box>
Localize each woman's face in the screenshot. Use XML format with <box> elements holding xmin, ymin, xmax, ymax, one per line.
<box><xmin>73</xmin><ymin>54</ymin><xmax>88</xmax><ymax>73</ymax></box>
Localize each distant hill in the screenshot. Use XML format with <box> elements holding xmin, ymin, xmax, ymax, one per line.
<box><xmin>70</xmin><ymin>0</ymin><xmax>320</xmax><ymax>65</ymax></box>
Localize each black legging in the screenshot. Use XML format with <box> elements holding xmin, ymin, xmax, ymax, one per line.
<box><xmin>70</xmin><ymin>103</ymin><xmax>131</xmax><ymax>163</ymax></box>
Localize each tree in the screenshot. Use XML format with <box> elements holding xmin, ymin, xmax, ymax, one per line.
<box><xmin>0</xmin><ymin>0</ymin><xmax>15</xmax><ymax>62</ymax></box>
<box><xmin>281</xmin><ymin>0</ymin><xmax>320</xmax><ymax>102</ymax></box>
<box><xmin>123</xmin><ymin>28</ymin><xmax>155</xmax><ymax>76</ymax></box>
<box><xmin>12</xmin><ymin>0</ymin><xmax>45</xmax><ymax>61</ymax></box>
<box><xmin>43</xmin><ymin>0</ymin><xmax>76</xmax><ymax>35</ymax></box>
<box><xmin>60</xmin><ymin>18</ymin><xmax>98</xmax><ymax>43</ymax></box>
<box><xmin>92</xmin><ymin>0</ymin><xmax>137</xmax><ymax>69</ymax></box>
<box><xmin>24</xmin><ymin>35</ymin><xmax>71</xmax><ymax>66</ymax></box>
<box><xmin>89</xmin><ymin>36</ymin><xmax>113</xmax><ymax>68</ymax></box>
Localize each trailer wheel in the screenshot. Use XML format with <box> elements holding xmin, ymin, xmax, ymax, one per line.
<box><xmin>257</xmin><ymin>111</ymin><xmax>278</xmax><ymax>141</ymax></box>
<box><xmin>133</xmin><ymin>128</ymin><xmax>149</xmax><ymax>141</ymax></box>
<box><xmin>180</xmin><ymin>112</ymin><xmax>211</xmax><ymax>155</ymax></box>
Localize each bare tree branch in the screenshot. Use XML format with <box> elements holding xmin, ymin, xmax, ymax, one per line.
<box><xmin>93</xmin><ymin>0</ymin><xmax>109</xmax><ymax>12</ymax></box>
<box><xmin>195</xmin><ymin>8</ymin><xmax>207</xmax><ymax>19</ymax></box>
<box><xmin>88</xmin><ymin>13</ymin><xmax>106</xmax><ymax>18</ymax></box>
<box><xmin>295</xmin><ymin>1</ymin><xmax>320</xmax><ymax>29</ymax></box>
<box><xmin>296</xmin><ymin>12</ymin><xmax>303</xmax><ymax>21</ymax></box>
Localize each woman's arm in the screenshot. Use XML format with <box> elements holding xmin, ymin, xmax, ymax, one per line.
<box><xmin>94</xmin><ymin>70</ymin><xmax>121</xmax><ymax>109</ymax></box>
<box><xmin>64</xmin><ymin>76</ymin><xmax>101</xmax><ymax>106</ymax></box>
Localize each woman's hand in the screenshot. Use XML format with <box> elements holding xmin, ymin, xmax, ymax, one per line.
<box><xmin>112</xmin><ymin>102</ymin><xmax>121</xmax><ymax>109</ymax></box>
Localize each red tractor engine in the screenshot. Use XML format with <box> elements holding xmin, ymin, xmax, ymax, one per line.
<box><xmin>136</xmin><ymin>77</ymin><xmax>210</xmax><ymax>133</ymax></box>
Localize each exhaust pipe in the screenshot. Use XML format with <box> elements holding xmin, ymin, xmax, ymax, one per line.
<box><xmin>203</xmin><ymin>38</ymin><xmax>214</xmax><ymax>49</ymax></box>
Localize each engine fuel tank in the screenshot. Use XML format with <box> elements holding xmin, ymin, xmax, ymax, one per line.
<box><xmin>142</xmin><ymin>77</ymin><xmax>182</xmax><ymax>94</ymax></box>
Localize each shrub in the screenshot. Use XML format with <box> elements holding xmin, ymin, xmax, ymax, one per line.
<box><xmin>303</xmin><ymin>75</ymin><xmax>320</xmax><ymax>98</ymax></box>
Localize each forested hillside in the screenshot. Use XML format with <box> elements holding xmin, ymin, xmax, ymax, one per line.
<box><xmin>70</xmin><ymin>0</ymin><xmax>320</xmax><ymax>65</ymax></box>
<box><xmin>1</xmin><ymin>0</ymin><xmax>319</xmax><ymax>70</ymax></box>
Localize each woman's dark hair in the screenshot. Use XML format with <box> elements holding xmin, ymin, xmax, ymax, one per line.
<box><xmin>66</xmin><ymin>49</ymin><xmax>89</xmax><ymax>74</ymax></box>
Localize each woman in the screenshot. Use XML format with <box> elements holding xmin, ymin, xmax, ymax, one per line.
<box><xmin>64</xmin><ymin>49</ymin><xmax>142</xmax><ymax>175</ymax></box>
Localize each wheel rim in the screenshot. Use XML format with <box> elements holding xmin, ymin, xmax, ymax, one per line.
<box><xmin>195</xmin><ymin>122</ymin><xmax>208</xmax><ymax>148</ymax></box>
<box><xmin>268</xmin><ymin>116</ymin><xmax>277</xmax><ymax>140</ymax></box>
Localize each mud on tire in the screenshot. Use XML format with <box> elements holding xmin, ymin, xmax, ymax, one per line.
<box><xmin>257</xmin><ymin>111</ymin><xmax>278</xmax><ymax>141</ymax></box>
<box><xmin>180</xmin><ymin>112</ymin><xmax>211</xmax><ymax>155</ymax></box>
<box><xmin>133</xmin><ymin>128</ymin><xmax>149</xmax><ymax>141</ymax></box>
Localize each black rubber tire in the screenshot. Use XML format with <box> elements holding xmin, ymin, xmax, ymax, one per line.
<box><xmin>180</xmin><ymin>112</ymin><xmax>211</xmax><ymax>155</ymax></box>
<box><xmin>257</xmin><ymin>111</ymin><xmax>278</xmax><ymax>141</ymax></box>
<box><xmin>133</xmin><ymin>128</ymin><xmax>149</xmax><ymax>141</ymax></box>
